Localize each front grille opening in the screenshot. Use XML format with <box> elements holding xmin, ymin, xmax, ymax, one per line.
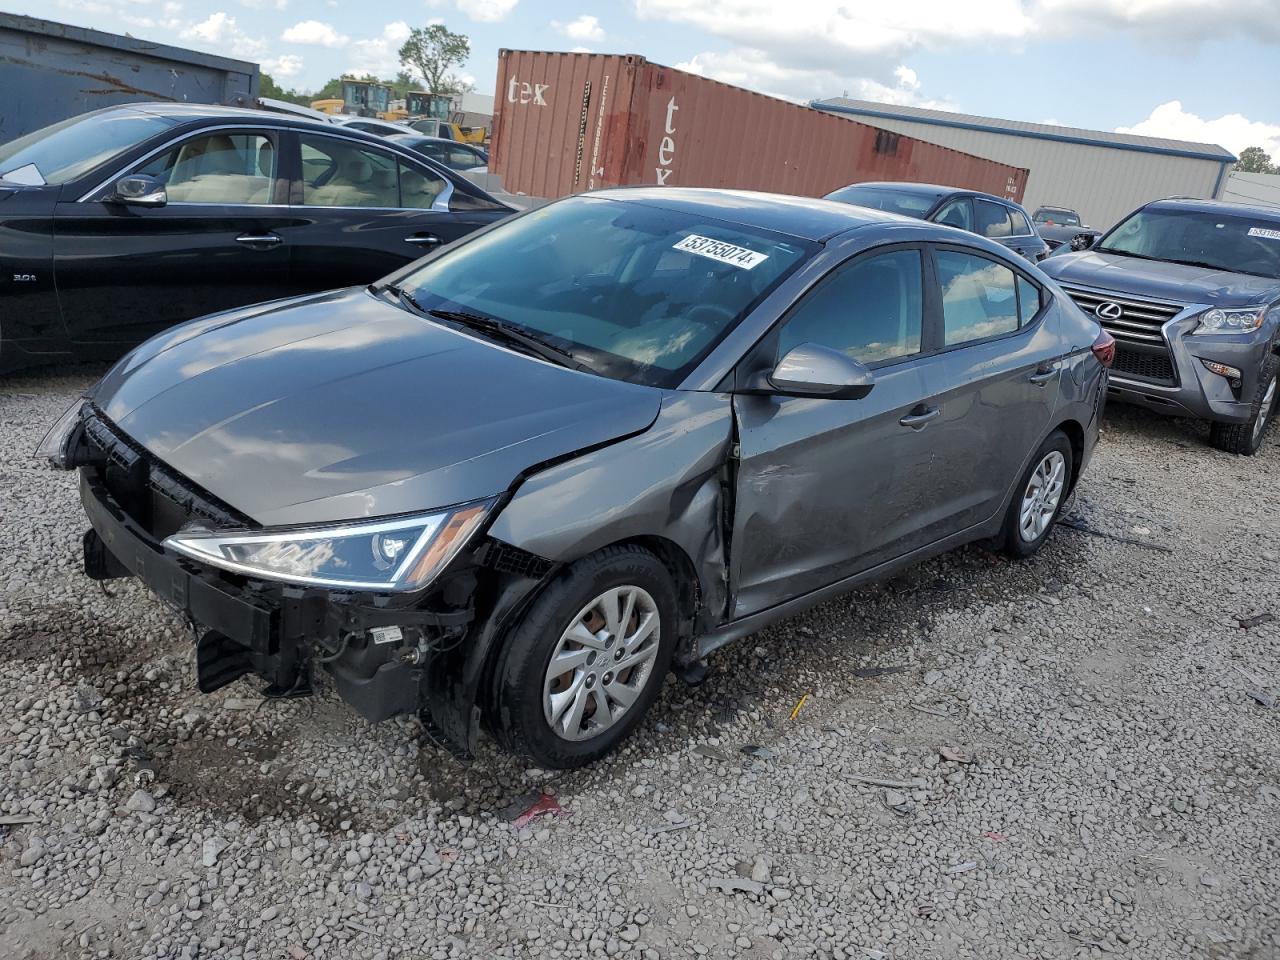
<box><xmin>1111</xmin><ymin>344</ymin><xmax>1177</xmax><ymax>385</ymax></box>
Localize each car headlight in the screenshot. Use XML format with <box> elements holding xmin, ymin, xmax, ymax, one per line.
<box><xmin>164</xmin><ymin>500</ymin><xmax>494</xmax><ymax>592</ymax></box>
<box><xmin>34</xmin><ymin>398</ymin><xmax>87</xmax><ymax>469</ymax></box>
<box><xmin>1195</xmin><ymin>307</ymin><xmax>1264</xmax><ymax>335</ymax></box>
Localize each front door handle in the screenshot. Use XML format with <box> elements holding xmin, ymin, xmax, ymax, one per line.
<box><xmin>405</xmin><ymin>234</ymin><xmax>441</xmax><ymax>247</ymax></box>
<box><xmin>1028</xmin><ymin>364</ymin><xmax>1058</xmax><ymax>386</ymax></box>
<box><xmin>899</xmin><ymin>406</ymin><xmax>940</xmax><ymax>430</ymax></box>
<box><xmin>234</xmin><ymin>233</ymin><xmax>283</xmax><ymax>248</ymax></box>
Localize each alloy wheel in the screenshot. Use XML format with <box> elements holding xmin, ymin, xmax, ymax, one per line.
<box><xmin>1019</xmin><ymin>450</ymin><xmax>1066</xmax><ymax>543</ymax></box>
<box><xmin>543</xmin><ymin>585</ymin><xmax>661</xmax><ymax>742</ymax></box>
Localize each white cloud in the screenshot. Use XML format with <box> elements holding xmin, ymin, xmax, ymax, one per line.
<box><xmin>554</xmin><ymin>14</ymin><xmax>604</xmax><ymax>42</ymax></box>
<box><xmin>240</xmin><ymin>0</ymin><xmax>287</xmax><ymax>10</ymax></box>
<box><xmin>1117</xmin><ymin>101</ymin><xmax>1280</xmax><ymax>158</ymax></box>
<box><xmin>281</xmin><ymin>19</ymin><xmax>348</xmax><ymax>47</ymax></box>
<box><xmin>345</xmin><ymin>20</ymin><xmax>412</xmax><ymax>78</ymax></box>
<box><xmin>181</xmin><ymin>11</ymin><xmax>265</xmax><ymax>57</ymax></box>
<box><xmin>262</xmin><ymin>53</ymin><xmax>303</xmax><ymax>78</ymax></box>
<box><xmin>456</xmin><ymin>0</ymin><xmax>517</xmax><ymax>23</ymax></box>
<box><xmin>675</xmin><ymin>47</ymin><xmax>951</xmax><ymax>108</ymax></box>
<box><xmin>1034</xmin><ymin>0</ymin><xmax>1280</xmax><ymax>44</ymax></box>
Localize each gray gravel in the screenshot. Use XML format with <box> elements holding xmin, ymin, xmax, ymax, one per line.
<box><xmin>2</xmin><ymin>365</ymin><xmax>1278</xmax><ymax>960</ymax></box>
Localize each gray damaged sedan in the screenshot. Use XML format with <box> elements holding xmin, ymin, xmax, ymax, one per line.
<box><xmin>40</xmin><ymin>188</ymin><xmax>1114</xmax><ymax>767</ymax></box>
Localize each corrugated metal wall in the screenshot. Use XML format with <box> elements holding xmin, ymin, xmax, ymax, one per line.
<box><xmin>1220</xmin><ymin>171</ymin><xmax>1280</xmax><ymax>209</ymax></box>
<box><xmin>491</xmin><ymin>51</ymin><xmax>1028</xmax><ymax>203</ymax></box>
<box><xmin>811</xmin><ymin>112</ymin><xmax>1226</xmax><ymax>230</ymax></box>
<box><xmin>0</xmin><ymin>14</ymin><xmax>258</xmax><ymax>144</ymax></box>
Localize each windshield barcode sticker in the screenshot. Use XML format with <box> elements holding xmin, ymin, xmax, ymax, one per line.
<box><xmin>1248</xmin><ymin>227</ymin><xmax>1280</xmax><ymax>240</ymax></box>
<box><xmin>674</xmin><ymin>234</ymin><xmax>770</xmax><ymax>270</ymax></box>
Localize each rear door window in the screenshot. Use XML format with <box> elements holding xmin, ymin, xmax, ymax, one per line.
<box><xmin>975</xmin><ymin>199</ymin><xmax>1013</xmax><ymax>238</ymax></box>
<box><xmin>936</xmin><ymin>249</ymin><xmax>1020</xmax><ymax>345</ymax></box>
<box><xmin>1010</xmin><ymin>208</ymin><xmax>1033</xmax><ymax>235</ymax></box>
<box><xmin>299</xmin><ymin>134</ymin><xmax>400</xmax><ymax>208</ymax></box>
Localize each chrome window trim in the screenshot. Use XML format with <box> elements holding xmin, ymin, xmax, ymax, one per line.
<box><xmin>78</xmin><ymin>122</ymin><xmax>458</xmax><ymax>213</ymax></box>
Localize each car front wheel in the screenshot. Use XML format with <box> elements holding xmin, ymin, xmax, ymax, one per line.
<box><xmin>492</xmin><ymin>545</ymin><xmax>678</xmax><ymax>768</ymax></box>
<box><xmin>1209</xmin><ymin>354</ymin><xmax>1278</xmax><ymax>456</ymax></box>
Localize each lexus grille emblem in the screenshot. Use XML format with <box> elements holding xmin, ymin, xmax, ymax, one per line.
<box><xmin>1095</xmin><ymin>301</ymin><xmax>1123</xmax><ymax>320</ymax></box>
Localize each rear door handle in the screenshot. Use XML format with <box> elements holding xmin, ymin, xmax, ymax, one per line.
<box><xmin>1028</xmin><ymin>364</ymin><xmax>1058</xmax><ymax>386</ymax></box>
<box><xmin>405</xmin><ymin>234</ymin><xmax>441</xmax><ymax>247</ymax></box>
<box><xmin>899</xmin><ymin>407</ymin><xmax>940</xmax><ymax>430</ymax></box>
<box><xmin>234</xmin><ymin>233</ymin><xmax>283</xmax><ymax>248</ymax></box>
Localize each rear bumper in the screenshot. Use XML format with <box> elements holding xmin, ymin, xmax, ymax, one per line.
<box><xmin>78</xmin><ymin>470</ymin><xmax>468</xmax><ymax>720</ymax></box>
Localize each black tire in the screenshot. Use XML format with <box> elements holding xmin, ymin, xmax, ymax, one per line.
<box><xmin>1001</xmin><ymin>429</ymin><xmax>1074</xmax><ymax>559</ymax></box>
<box><xmin>492</xmin><ymin>544</ymin><xmax>678</xmax><ymax>768</ymax></box>
<box><xmin>1209</xmin><ymin>353</ymin><xmax>1279</xmax><ymax>456</ymax></box>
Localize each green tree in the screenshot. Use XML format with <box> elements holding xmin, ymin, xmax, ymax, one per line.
<box><xmin>398</xmin><ymin>24</ymin><xmax>470</xmax><ymax>94</ymax></box>
<box><xmin>1236</xmin><ymin>145</ymin><xmax>1277</xmax><ymax>174</ymax></box>
<box><xmin>258</xmin><ymin>73</ymin><xmax>310</xmax><ymax>105</ymax></box>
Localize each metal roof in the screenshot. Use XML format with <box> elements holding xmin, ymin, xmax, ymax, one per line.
<box><xmin>812</xmin><ymin>98</ymin><xmax>1236</xmax><ymax>164</ymax></box>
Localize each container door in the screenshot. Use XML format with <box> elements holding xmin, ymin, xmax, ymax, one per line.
<box><xmin>52</xmin><ymin>128</ymin><xmax>292</xmax><ymax>346</ymax></box>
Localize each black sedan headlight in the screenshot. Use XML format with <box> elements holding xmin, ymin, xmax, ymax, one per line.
<box><xmin>164</xmin><ymin>500</ymin><xmax>493</xmax><ymax>592</ymax></box>
<box><xmin>34</xmin><ymin>398</ymin><xmax>87</xmax><ymax>469</ymax></box>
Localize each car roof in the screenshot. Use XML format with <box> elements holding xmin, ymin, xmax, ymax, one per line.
<box><xmin>388</xmin><ymin>134</ymin><xmax>476</xmax><ymax>148</ymax></box>
<box><xmin>838</xmin><ymin>181</ymin><xmax>1022</xmax><ymax>207</ymax></box>
<box><xmin>107</xmin><ymin>102</ymin><xmax>385</xmax><ymax>138</ymax></box>
<box><xmin>1144</xmin><ymin>196</ymin><xmax>1280</xmax><ymax>223</ymax></box>
<box><xmin>588</xmin><ymin>187</ymin><xmax>919</xmax><ymax>242</ymax></box>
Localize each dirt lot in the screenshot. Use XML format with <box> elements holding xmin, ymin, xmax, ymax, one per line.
<box><xmin>1</xmin><ymin>365</ymin><xmax>1278</xmax><ymax>960</ymax></box>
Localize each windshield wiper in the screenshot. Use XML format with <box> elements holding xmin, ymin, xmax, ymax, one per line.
<box><xmin>427</xmin><ymin>308</ymin><xmax>590</xmax><ymax>372</ymax></box>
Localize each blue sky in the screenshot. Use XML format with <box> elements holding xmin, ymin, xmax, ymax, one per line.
<box><xmin>16</xmin><ymin>0</ymin><xmax>1280</xmax><ymax>156</ymax></box>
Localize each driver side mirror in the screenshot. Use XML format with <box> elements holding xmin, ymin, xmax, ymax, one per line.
<box><xmin>112</xmin><ymin>174</ymin><xmax>167</xmax><ymax>207</ymax></box>
<box><xmin>766</xmin><ymin>343</ymin><xmax>875</xmax><ymax>400</ymax></box>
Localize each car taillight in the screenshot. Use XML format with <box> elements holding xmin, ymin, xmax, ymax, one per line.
<box><xmin>1091</xmin><ymin>328</ymin><xmax>1116</xmax><ymax>369</ymax></box>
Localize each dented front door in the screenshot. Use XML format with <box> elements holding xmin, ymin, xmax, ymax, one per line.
<box><xmin>728</xmin><ymin>360</ymin><xmax>949</xmax><ymax>620</ymax></box>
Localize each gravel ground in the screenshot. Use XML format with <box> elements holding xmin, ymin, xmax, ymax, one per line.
<box><xmin>2</xmin><ymin>365</ymin><xmax>1278</xmax><ymax>960</ymax></box>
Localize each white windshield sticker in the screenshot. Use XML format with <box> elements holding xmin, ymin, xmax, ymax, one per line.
<box><xmin>1248</xmin><ymin>227</ymin><xmax>1280</xmax><ymax>240</ymax></box>
<box><xmin>674</xmin><ymin>234</ymin><xmax>770</xmax><ymax>270</ymax></box>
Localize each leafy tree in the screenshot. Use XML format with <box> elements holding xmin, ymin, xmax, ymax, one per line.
<box><xmin>398</xmin><ymin>24</ymin><xmax>470</xmax><ymax>94</ymax></box>
<box><xmin>258</xmin><ymin>73</ymin><xmax>310</xmax><ymax>106</ymax></box>
<box><xmin>1236</xmin><ymin>146</ymin><xmax>1277</xmax><ymax>174</ymax></box>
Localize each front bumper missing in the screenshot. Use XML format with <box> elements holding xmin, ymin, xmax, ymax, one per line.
<box><xmin>79</xmin><ymin>470</ymin><xmax>472</xmax><ymax>722</ymax></box>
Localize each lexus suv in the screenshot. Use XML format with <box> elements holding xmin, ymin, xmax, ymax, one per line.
<box><xmin>1042</xmin><ymin>198</ymin><xmax>1280</xmax><ymax>455</ymax></box>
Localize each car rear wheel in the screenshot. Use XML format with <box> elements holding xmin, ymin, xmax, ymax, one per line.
<box><xmin>1001</xmin><ymin>430</ymin><xmax>1073</xmax><ymax>558</ymax></box>
<box><xmin>492</xmin><ymin>545</ymin><xmax>677</xmax><ymax>768</ymax></box>
<box><xmin>1209</xmin><ymin>354</ymin><xmax>1278</xmax><ymax>456</ymax></box>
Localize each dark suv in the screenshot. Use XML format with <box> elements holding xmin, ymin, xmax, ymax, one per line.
<box><xmin>826</xmin><ymin>181</ymin><xmax>1050</xmax><ymax>262</ymax></box>
<box><xmin>1041</xmin><ymin>198</ymin><xmax>1280</xmax><ymax>455</ymax></box>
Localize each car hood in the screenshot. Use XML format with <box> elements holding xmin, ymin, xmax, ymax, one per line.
<box><xmin>1041</xmin><ymin>250</ymin><xmax>1280</xmax><ymax>307</ymax></box>
<box><xmin>89</xmin><ymin>287</ymin><xmax>663</xmax><ymax>526</ymax></box>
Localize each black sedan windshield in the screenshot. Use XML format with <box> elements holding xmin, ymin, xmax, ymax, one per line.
<box><xmin>396</xmin><ymin>196</ymin><xmax>815</xmax><ymax>387</ymax></box>
<box><xmin>824</xmin><ymin>185</ymin><xmax>937</xmax><ymax>219</ymax></box>
<box><xmin>0</xmin><ymin>110</ymin><xmax>173</xmax><ymax>185</ymax></box>
<box><xmin>1098</xmin><ymin>207</ymin><xmax>1280</xmax><ymax>279</ymax></box>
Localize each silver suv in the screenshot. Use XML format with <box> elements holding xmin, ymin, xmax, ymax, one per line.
<box><xmin>1042</xmin><ymin>198</ymin><xmax>1280</xmax><ymax>455</ymax></box>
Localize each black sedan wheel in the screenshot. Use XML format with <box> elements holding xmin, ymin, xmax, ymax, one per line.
<box><xmin>493</xmin><ymin>545</ymin><xmax>677</xmax><ymax>768</ymax></box>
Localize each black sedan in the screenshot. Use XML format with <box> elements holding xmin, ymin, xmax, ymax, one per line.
<box><xmin>826</xmin><ymin>181</ymin><xmax>1050</xmax><ymax>262</ymax></box>
<box><xmin>1032</xmin><ymin>205</ymin><xmax>1102</xmax><ymax>252</ymax></box>
<box><xmin>0</xmin><ymin>103</ymin><xmax>513</xmax><ymax>374</ymax></box>
<box><xmin>386</xmin><ymin>134</ymin><xmax>489</xmax><ymax>172</ymax></box>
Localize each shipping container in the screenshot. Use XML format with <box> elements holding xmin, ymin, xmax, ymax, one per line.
<box><xmin>0</xmin><ymin>13</ymin><xmax>258</xmax><ymax>144</ymax></box>
<box><xmin>491</xmin><ymin>50</ymin><xmax>1028</xmax><ymax>203</ymax></box>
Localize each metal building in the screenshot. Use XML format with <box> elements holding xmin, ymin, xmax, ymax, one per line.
<box><xmin>812</xmin><ymin>98</ymin><xmax>1236</xmax><ymax>230</ymax></box>
<box><xmin>1220</xmin><ymin>170</ymin><xmax>1280</xmax><ymax>209</ymax></box>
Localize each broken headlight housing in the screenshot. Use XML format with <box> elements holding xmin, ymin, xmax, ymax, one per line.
<box><xmin>164</xmin><ymin>500</ymin><xmax>493</xmax><ymax>592</ymax></box>
<box><xmin>1194</xmin><ymin>307</ymin><xmax>1264</xmax><ymax>335</ymax></box>
<box><xmin>34</xmin><ymin>398</ymin><xmax>87</xmax><ymax>469</ymax></box>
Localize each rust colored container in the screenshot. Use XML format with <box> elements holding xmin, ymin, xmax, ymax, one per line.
<box><xmin>492</xmin><ymin>50</ymin><xmax>1028</xmax><ymax>203</ymax></box>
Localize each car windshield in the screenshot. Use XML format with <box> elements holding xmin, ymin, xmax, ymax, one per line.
<box><xmin>0</xmin><ymin>110</ymin><xmax>173</xmax><ymax>185</ymax></box>
<box><xmin>1036</xmin><ymin>209</ymin><xmax>1080</xmax><ymax>226</ymax></box>
<box><xmin>1097</xmin><ymin>207</ymin><xmax>1280</xmax><ymax>279</ymax></box>
<box><xmin>396</xmin><ymin>195</ymin><xmax>815</xmax><ymax>387</ymax></box>
<box><xmin>824</xmin><ymin>185</ymin><xmax>937</xmax><ymax>219</ymax></box>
